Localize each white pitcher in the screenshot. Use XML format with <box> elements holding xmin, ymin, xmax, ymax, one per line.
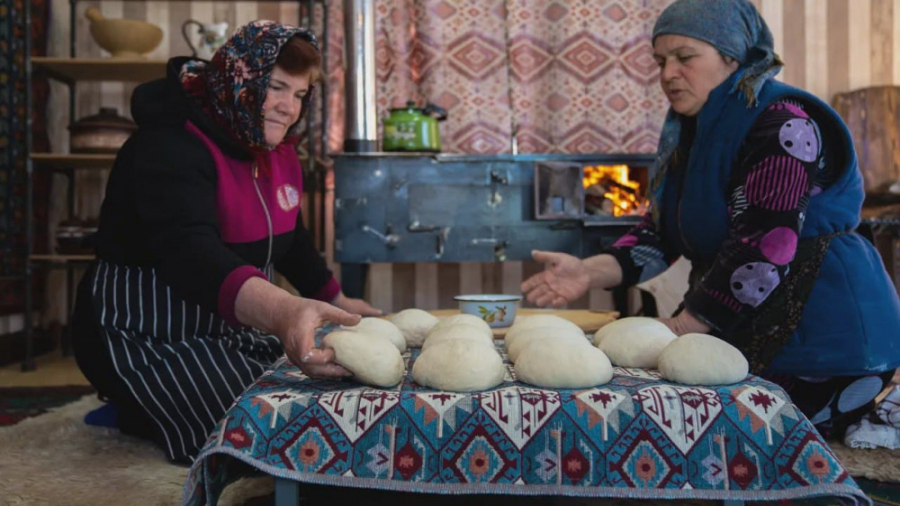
<box><xmin>182</xmin><ymin>20</ymin><xmax>229</xmax><ymax>60</ymax></box>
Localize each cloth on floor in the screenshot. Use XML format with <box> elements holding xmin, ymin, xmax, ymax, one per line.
<box><xmin>876</xmin><ymin>385</ymin><xmax>900</xmax><ymax>427</ymax></box>
<box><xmin>844</xmin><ymin>418</ymin><xmax>900</xmax><ymax>450</ymax></box>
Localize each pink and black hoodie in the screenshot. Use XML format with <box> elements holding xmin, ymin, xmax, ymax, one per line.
<box><xmin>71</xmin><ymin>22</ymin><xmax>338</xmax><ymax>463</ymax></box>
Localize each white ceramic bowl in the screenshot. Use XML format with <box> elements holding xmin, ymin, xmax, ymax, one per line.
<box><xmin>454</xmin><ymin>294</ymin><xmax>522</xmax><ymax>328</ymax></box>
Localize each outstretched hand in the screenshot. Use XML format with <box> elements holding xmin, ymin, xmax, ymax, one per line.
<box><xmin>520</xmin><ymin>250</ymin><xmax>591</xmax><ymax>307</ymax></box>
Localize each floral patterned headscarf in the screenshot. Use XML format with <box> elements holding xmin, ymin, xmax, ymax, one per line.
<box><xmin>179</xmin><ymin>20</ymin><xmax>319</xmax><ymax>155</ymax></box>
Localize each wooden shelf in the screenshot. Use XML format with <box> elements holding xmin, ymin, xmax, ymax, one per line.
<box><xmin>30</xmin><ymin>254</ymin><xmax>96</xmax><ymax>263</ymax></box>
<box><xmin>32</xmin><ymin>57</ymin><xmax>166</xmax><ymax>83</ymax></box>
<box><xmin>30</xmin><ymin>153</ymin><xmax>116</xmax><ymax>170</ymax></box>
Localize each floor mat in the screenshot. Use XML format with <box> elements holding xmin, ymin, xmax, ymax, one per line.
<box><xmin>0</xmin><ymin>385</ymin><xmax>96</xmax><ymax>426</ymax></box>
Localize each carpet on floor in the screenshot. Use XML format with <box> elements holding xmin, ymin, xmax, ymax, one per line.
<box><xmin>0</xmin><ymin>395</ymin><xmax>273</xmax><ymax>506</ymax></box>
<box><xmin>0</xmin><ymin>385</ymin><xmax>96</xmax><ymax>426</ymax></box>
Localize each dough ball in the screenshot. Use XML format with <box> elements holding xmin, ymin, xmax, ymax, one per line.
<box><xmin>592</xmin><ymin>316</ymin><xmax>671</xmax><ymax>346</ymax></box>
<box><xmin>389</xmin><ymin>309</ymin><xmax>439</xmax><ymax>348</ymax></box>
<box><xmin>422</xmin><ymin>324</ymin><xmax>495</xmax><ymax>352</ymax></box>
<box><xmin>430</xmin><ymin>314</ymin><xmax>493</xmax><ymax>341</ymax></box>
<box><xmin>505</xmin><ymin>314</ymin><xmax>582</xmax><ymax>348</ymax></box>
<box><xmin>506</xmin><ymin>326</ymin><xmax>589</xmax><ymax>363</ymax></box>
<box><xmin>658</xmin><ymin>333</ymin><xmax>749</xmax><ymax>386</ymax></box>
<box><xmin>515</xmin><ymin>339</ymin><xmax>613</xmax><ymax>389</ymax></box>
<box><xmin>412</xmin><ymin>340</ymin><xmax>505</xmax><ymax>392</ymax></box>
<box><xmin>596</xmin><ymin>323</ymin><xmax>676</xmax><ymax>368</ymax></box>
<box><xmin>323</xmin><ymin>330</ymin><xmax>404</xmax><ymax>387</ymax></box>
<box><xmin>343</xmin><ymin>317</ymin><xmax>406</xmax><ymax>353</ymax></box>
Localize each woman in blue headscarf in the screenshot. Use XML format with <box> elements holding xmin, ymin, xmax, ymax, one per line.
<box><xmin>522</xmin><ymin>0</ymin><xmax>900</xmax><ymax>437</ymax></box>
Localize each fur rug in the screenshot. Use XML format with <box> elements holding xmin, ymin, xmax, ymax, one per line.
<box><xmin>0</xmin><ymin>395</ymin><xmax>272</xmax><ymax>506</ymax></box>
<box><xmin>831</xmin><ymin>441</ymin><xmax>900</xmax><ymax>484</ymax></box>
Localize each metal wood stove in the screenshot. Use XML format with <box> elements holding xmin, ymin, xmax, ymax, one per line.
<box><xmin>334</xmin><ymin>153</ymin><xmax>655</xmax><ymax>299</ymax></box>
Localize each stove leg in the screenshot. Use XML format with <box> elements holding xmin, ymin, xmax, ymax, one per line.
<box><xmin>341</xmin><ymin>263</ymin><xmax>369</xmax><ymax>299</ymax></box>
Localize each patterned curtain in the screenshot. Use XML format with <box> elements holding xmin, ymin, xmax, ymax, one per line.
<box><xmin>0</xmin><ymin>0</ymin><xmax>50</xmax><ymax>315</ymax></box>
<box><xmin>322</xmin><ymin>0</ymin><xmax>672</xmax><ymax>156</ymax></box>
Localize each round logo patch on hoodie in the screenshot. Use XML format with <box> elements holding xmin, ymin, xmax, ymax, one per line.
<box><xmin>276</xmin><ymin>184</ymin><xmax>300</xmax><ymax>212</ymax></box>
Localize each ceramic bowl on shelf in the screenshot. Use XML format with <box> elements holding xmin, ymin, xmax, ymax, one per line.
<box><xmin>69</xmin><ymin>107</ymin><xmax>137</xmax><ymax>153</ymax></box>
<box><xmin>453</xmin><ymin>294</ymin><xmax>522</xmax><ymax>328</ymax></box>
<box><xmin>86</xmin><ymin>7</ymin><xmax>163</xmax><ymax>59</ymax></box>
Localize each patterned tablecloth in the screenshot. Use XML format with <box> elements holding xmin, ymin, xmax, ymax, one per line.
<box><xmin>182</xmin><ymin>337</ymin><xmax>870</xmax><ymax>506</ymax></box>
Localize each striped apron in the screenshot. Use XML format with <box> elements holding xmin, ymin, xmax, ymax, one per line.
<box><xmin>89</xmin><ymin>259</ymin><xmax>283</xmax><ymax>462</ymax></box>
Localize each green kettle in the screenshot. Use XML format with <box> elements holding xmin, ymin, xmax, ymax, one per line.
<box><xmin>382</xmin><ymin>101</ymin><xmax>448</xmax><ymax>152</ymax></box>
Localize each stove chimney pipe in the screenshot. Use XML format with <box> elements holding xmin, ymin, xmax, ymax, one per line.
<box><xmin>343</xmin><ymin>0</ymin><xmax>378</xmax><ymax>153</ymax></box>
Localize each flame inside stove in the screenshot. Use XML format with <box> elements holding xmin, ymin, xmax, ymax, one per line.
<box><xmin>583</xmin><ymin>164</ymin><xmax>647</xmax><ymax>217</ymax></box>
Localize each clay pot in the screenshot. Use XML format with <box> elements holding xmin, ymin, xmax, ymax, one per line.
<box><xmin>86</xmin><ymin>7</ymin><xmax>163</xmax><ymax>59</ymax></box>
<box><xmin>69</xmin><ymin>107</ymin><xmax>137</xmax><ymax>153</ymax></box>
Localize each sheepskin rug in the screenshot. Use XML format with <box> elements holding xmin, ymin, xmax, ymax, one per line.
<box><xmin>0</xmin><ymin>395</ymin><xmax>272</xmax><ymax>506</ymax></box>
<box><xmin>830</xmin><ymin>441</ymin><xmax>900</xmax><ymax>484</ymax></box>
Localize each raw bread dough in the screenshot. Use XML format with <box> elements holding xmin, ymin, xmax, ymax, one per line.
<box><xmin>515</xmin><ymin>339</ymin><xmax>613</xmax><ymax>389</ymax></box>
<box><xmin>343</xmin><ymin>317</ymin><xmax>406</xmax><ymax>353</ymax></box>
<box><xmin>506</xmin><ymin>326</ymin><xmax>589</xmax><ymax>363</ymax></box>
<box><xmin>421</xmin><ymin>324</ymin><xmax>495</xmax><ymax>352</ymax></box>
<box><xmin>658</xmin><ymin>333</ymin><xmax>749</xmax><ymax>386</ymax></box>
<box><xmin>592</xmin><ymin>316</ymin><xmax>671</xmax><ymax>346</ymax></box>
<box><xmin>412</xmin><ymin>340</ymin><xmax>505</xmax><ymax>392</ymax></box>
<box><xmin>505</xmin><ymin>315</ymin><xmax>582</xmax><ymax>348</ymax></box>
<box><xmin>429</xmin><ymin>314</ymin><xmax>493</xmax><ymax>341</ymax></box>
<box><xmin>389</xmin><ymin>309</ymin><xmax>439</xmax><ymax>348</ymax></box>
<box><xmin>596</xmin><ymin>321</ymin><xmax>676</xmax><ymax>368</ymax></box>
<box><xmin>322</xmin><ymin>330</ymin><xmax>405</xmax><ymax>387</ymax></box>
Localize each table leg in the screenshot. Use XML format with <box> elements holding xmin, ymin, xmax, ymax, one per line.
<box><xmin>274</xmin><ymin>477</ymin><xmax>300</xmax><ymax>506</ymax></box>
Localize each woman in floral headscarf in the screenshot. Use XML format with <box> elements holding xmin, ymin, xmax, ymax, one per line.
<box><xmin>71</xmin><ymin>21</ymin><xmax>379</xmax><ymax>463</ymax></box>
<box><xmin>522</xmin><ymin>0</ymin><xmax>900</xmax><ymax>437</ymax></box>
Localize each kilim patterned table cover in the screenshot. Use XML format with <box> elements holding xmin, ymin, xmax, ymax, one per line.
<box><xmin>182</xmin><ymin>338</ymin><xmax>870</xmax><ymax>506</ymax></box>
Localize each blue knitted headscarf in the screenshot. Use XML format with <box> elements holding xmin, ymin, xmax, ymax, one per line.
<box><xmin>648</xmin><ymin>0</ymin><xmax>784</xmax><ymax>226</ymax></box>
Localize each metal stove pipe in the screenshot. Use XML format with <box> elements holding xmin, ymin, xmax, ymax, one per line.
<box><xmin>343</xmin><ymin>0</ymin><xmax>378</xmax><ymax>153</ymax></box>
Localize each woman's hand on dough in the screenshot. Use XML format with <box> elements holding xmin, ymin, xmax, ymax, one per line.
<box><xmin>657</xmin><ymin>309</ymin><xmax>711</xmax><ymax>336</ymax></box>
<box><xmin>274</xmin><ymin>297</ymin><xmax>361</xmax><ymax>378</ymax></box>
<box><xmin>521</xmin><ymin>250</ymin><xmax>591</xmax><ymax>307</ymax></box>
<box><xmin>331</xmin><ymin>292</ymin><xmax>383</xmax><ymax>316</ymax></box>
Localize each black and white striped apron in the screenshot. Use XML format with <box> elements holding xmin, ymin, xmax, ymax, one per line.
<box><xmin>90</xmin><ymin>259</ymin><xmax>283</xmax><ymax>462</ymax></box>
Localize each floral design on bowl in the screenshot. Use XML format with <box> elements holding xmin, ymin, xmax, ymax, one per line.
<box><xmin>454</xmin><ymin>294</ymin><xmax>523</xmax><ymax>328</ymax></box>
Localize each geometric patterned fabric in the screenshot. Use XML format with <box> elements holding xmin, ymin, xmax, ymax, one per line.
<box><xmin>0</xmin><ymin>0</ymin><xmax>51</xmax><ymax>314</ymax></box>
<box><xmin>183</xmin><ymin>328</ymin><xmax>869</xmax><ymax>506</ymax></box>
<box><xmin>364</xmin><ymin>0</ymin><xmax>671</xmax><ymax>155</ymax></box>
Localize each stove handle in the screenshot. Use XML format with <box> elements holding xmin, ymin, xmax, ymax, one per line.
<box><xmin>407</xmin><ymin>221</ymin><xmax>450</xmax><ymax>259</ymax></box>
<box><xmin>361</xmin><ymin>224</ymin><xmax>400</xmax><ymax>248</ymax></box>
<box><xmin>407</xmin><ymin>221</ymin><xmax>439</xmax><ymax>232</ymax></box>
<box><xmin>470</xmin><ymin>238</ymin><xmax>509</xmax><ymax>262</ymax></box>
<box><xmin>490</xmin><ymin>169</ymin><xmax>509</xmax><ymax>185</ymax></box>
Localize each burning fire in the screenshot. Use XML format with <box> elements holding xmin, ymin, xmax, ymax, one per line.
<box><xmin>583</xmin><ymin>164</ymin><xmax>647</xmax><ymax>216</ymax></box>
